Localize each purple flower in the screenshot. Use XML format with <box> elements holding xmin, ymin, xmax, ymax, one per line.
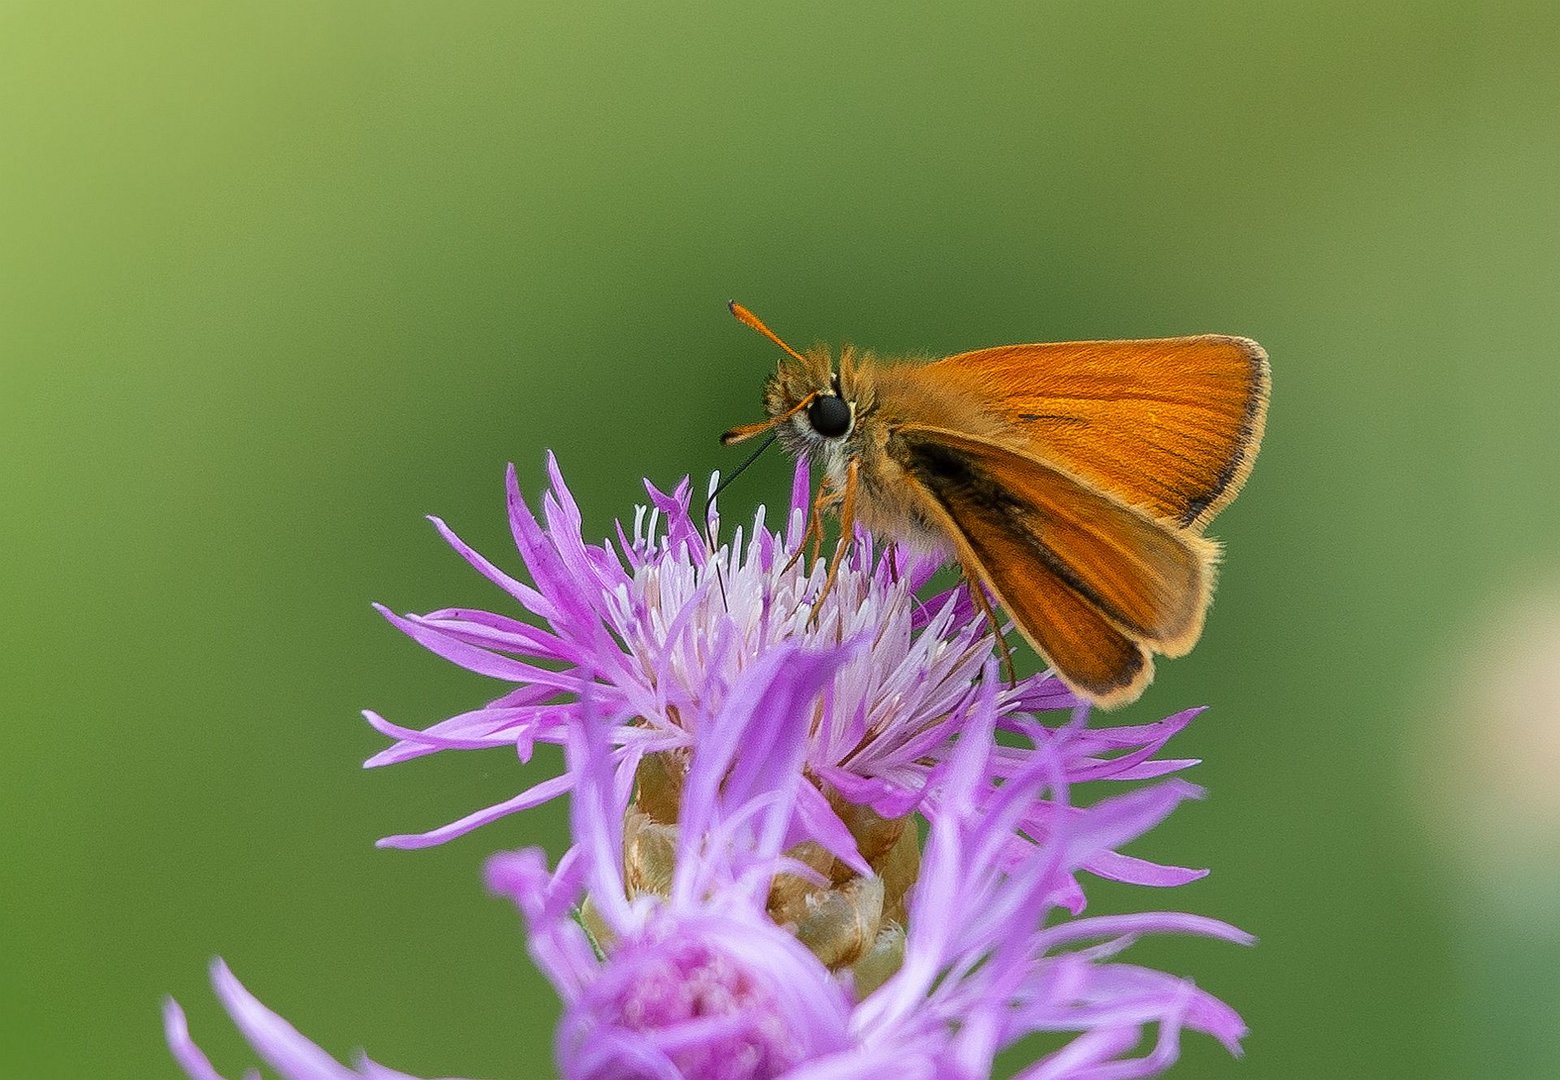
<box><xmin>365</xmin><ymin>458</ymin><xmax>1209</xmax><ymax>909</ymax></box>
<box><xmin>168</xmin><ymin>458</ymin><xmax>1252</xmax><ymax>1080</ymax></box>
<box><xmin>487</xmin><ymin>644</ymin><xmax>1251</xmax><ymax>1079</ymax></box>
<box><xmin>163</xmin><ymin>959</ymin><xmax>479</xmax><ymax>1080</ymax></box>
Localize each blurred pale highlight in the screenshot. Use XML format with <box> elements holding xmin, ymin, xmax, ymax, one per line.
<box><xmin>1417</xmin><ymin>575</ymin><xmax>1560</xmax><ymax>1076</ymax></box>
<box><xmin>1424</xmin><ymin>578</ymin><xmax>1560</xmax><ymax>887</ymax></box>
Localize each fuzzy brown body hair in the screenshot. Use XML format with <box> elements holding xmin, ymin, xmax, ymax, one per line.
<box><xmin>766</xmin><ymin>344</ymin><xmax>1025</xmax><ymax>554</ymax></box>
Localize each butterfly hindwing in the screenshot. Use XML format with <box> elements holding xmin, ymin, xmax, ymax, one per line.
<box><xmin>894</xmin><ymin>424</ymin><xmax>1215</xmax><ymax>648</ymax></box>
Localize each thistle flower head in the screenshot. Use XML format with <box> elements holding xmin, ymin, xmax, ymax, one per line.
<box><xmin>169</xmin><ymin>458</ymin><xmax>1252</xmax><ymax>1080</ymax></box>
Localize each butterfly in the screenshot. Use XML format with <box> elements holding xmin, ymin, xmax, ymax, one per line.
<box><xmin>721</xmin><ymin>302</ymin><xmax>1269</xmax><ymax>708</ymax></box>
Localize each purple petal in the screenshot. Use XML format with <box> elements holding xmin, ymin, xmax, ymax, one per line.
<box><xmin>208</xmin><ymin>959</ymin><xmax>354</xmax><ymax>1079</ymax></box>
<box><xmin>790</xmin><ymin>781</ymin><xmax>870</xmax><ymax>877</ymax></box>
<box><xmin>564</xmin><ymin>696</ymin><xmax>635</xmax><ymax>931</ymax></box>
<box><xmin>676</xmin><ymin>644</ymin><xmax>842</xmax><ymax>853</ymax></box>
<box><xmin>426</xmin><ymin>516</ymin><xmax>555</xmax><ymax>621</ymax></box>
<box><xmin>376</xmin><ymin>773</ymin><xmax>574</xmax><ymax>850</ymax></box>
<box><xmin>375</xmin><ymin>606</ymin><xmax>581</xmax><ymax>687</ymax></box>
<box><xmin>1020</xmin><ymin>1026</ymin><xmax>1143</xmax><ymax>1080</ymax></box>
<box><xmin>164</xmin><ymin>997</ymin><xmax>227</xmax><ymax>1080</ymax></box>
<box><xmin>361</xmin><ymin>706</ymin><xmax>559</xmax><ymax>757</ymax></box>
<box><xmin>415</xmin><ymin>610</ymin><xmax>574</xmax><ymax>662</ymax></box>
<box><xmin>786</xmin><ymin>458</ymin><xmax>811</xmax><ymax>548</ymax></box>
<box><xmin>1057</xmin><ymin>781</ymin><xmax>1206</xmax><ymax>868</ymax></box>
<box><xmin>1081</xmin><ymin>851</ymin><xmax>1208</xmax><ymax>888</ymax></box>
<box><xmin>1034</xmin><ymin>912</ymin><xmax>1255</xmax><ymax>953</ymax></box>
<box><xmin>816</xmin><ymin>767</ymin><xmax>925</xmax><ymax>820</ymax></box>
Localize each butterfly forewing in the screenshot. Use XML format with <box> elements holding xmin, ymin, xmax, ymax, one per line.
<box><xmin>925</xmin><ymin>337</ymin><xmax>1269</xmax><ymax>530</ymax></box>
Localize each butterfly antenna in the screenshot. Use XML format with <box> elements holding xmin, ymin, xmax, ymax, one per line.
<box><xmin>729</xmin><ymin>301</ymin><xmax>810</xmax><ymax>366</ymax></box>
<box><xmin>712</xmin><ymin>303</ymin><xmax>809</xmax><ymax>606</ymax></box>
<box><xmin>709</xmin><ymin>432</ymin><xmax>777</xmax><ymax>506</ymax></box>
<box><xmin>697</xmin><ymin>472</ymin><xmax>731</xmax><ymax>611</ymax></box>
<box><xmin>721</xmin><ymin>303</ymin><xmax>821</xmax><ymax>445</ymax></box>
<box><xmin>706</xmin><ymin>431</ymin><xmax>777</xmax><ymax>609</ymax></box>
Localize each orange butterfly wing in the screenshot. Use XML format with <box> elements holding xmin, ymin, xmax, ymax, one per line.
<box><xmin>891</xmin><ymin>425</ymin><xmax>1219</xmax><ymax>706</ymax></box>
<box><xmin>924</xmin><ymin>336</ymin><xmax>1269</xmax><ymax>530</ymax></box>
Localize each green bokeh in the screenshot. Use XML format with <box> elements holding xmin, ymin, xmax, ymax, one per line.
<box><xmin>4</xmin><ymin>3</ymin><xmax>1558</xmax><ymax>1077</ymax></box>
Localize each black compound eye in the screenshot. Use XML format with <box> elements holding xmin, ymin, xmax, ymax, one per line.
<box><xmin>806</xmin><ymin>394</ymin><xmax>852</xmax><ymax>438</ymax></box>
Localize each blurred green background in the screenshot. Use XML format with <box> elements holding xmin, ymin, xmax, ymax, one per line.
<box><xmin>5</xmin><ymin>2</ymin><xmax>1559</xmax><ymax>1077</ymax></box>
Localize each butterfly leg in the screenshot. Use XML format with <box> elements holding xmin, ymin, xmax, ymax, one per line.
<box><xmin>808</xmin><ymin>458</ymin><xmax>860</xmax><ymax>627</ymax></box>
<box><xmin>783</xmin><ymin>477</ymin><xmax>837</xmax><ymax>574</ymax></box>
<box><xmin>960</xmin><ymin>562</ymin><xmax>1017</xmax><ymax>684</ymax></box>
<box><xmin>811</xmin><ymin>482</ymin><xmax>844</xmax><ymax>565</ymax></box>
